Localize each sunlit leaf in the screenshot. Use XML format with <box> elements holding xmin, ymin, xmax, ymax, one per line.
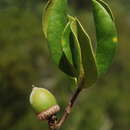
<box><xmin>92</xmin><ymin>0</ymin><xmax>118</xmax><ymax>75</ymax></box>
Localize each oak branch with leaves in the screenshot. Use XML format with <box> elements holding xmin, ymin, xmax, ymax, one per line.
<box><xmin>29</xmin><ymin>0</ymin><xmax>118</xmax><ymax>129</ymax></box>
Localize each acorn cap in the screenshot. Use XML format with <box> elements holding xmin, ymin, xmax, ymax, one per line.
<box><xmin>30</xmin><ymin>87</ymin><xmax>60</xmax><ymax>120</ymax></box>
<box><xmin>37</xmin><ymin>104</ymin><xmax>60</xmax><ymax>120</ymax></box>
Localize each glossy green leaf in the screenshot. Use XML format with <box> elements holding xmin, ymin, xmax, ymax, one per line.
<box><xmin>42</xmin><ymin>0</ymin><xmax>67</xmax><ymax>65</ymax></box>
<box><xmin>60</xmin><ymin>22</ymin><xmax>78</xmax><ymax>77</ymax></box>
<box><xmin>92</xmin><ymin>0</ymin><xmax>118</xmax><ymax>76</ymax></box>
<box><xmin>69</xmin><ymin>16</ymin><xmax>98</xmax><ymax>87</ymax></box>
<box><xmin>96</xmin><ymin>0</ymin><xmax>114</xmax><ymax>20</ymax></box>
<box><xmin>69</xmin><ymin>16</ymin><xmax>83</xmax><ymax>78</ymax></box>
<box><xmin>43</xmin><ymin>0</ymin><xmax>77</xmax><ymax>77</ymax></box>
<box><xmin>76</xmin><ymin>18</ymin><xmax>98</xmax><ymax>87</ymax></box>
<box><xmin>61</xmin><ymin>22</ymin><xmax>73</xmax><ymax>65</ymax></box>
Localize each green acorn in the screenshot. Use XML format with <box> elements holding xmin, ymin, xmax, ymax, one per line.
<box><xmin>29</xmin><ymin>87</ymin><xmax>60</xmax><ymax>120</ymax></box>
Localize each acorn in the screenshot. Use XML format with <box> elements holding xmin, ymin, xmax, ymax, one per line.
<box><xmin>29</xmin><ymin>87</ymin><xmax>60</xmax><ymax>120</ymax></box>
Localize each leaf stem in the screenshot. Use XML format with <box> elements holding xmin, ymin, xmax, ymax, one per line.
<box><xmin>48</xmin><ymin>76</ymin><xmax>85</xmax><ymax>130</ymax></box>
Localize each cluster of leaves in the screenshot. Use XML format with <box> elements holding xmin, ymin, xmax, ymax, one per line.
<box><xmin>43</xmin><ymin>0</ymin><xmax>118</xmax><ymax>88</ymax></box>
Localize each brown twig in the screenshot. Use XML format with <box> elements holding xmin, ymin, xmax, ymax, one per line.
<box><xmin>48</xmin><ymin>115</ymin><xmax>58</xmax><ymax>130</ymax></box>
<box><xmin>48</xmin><ymin>77</ymin><xmax>85</xmax><ymax>130</ymax></box>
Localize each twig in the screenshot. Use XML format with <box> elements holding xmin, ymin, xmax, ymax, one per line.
<box><xmin>48</xmin><ymin>115</ymin><xmax>58</xmax><ymax>130</ymax></box>
<box><xmin>48</xmin><ymin>77</ymin><xmax>85</xmax><ymax>129</ymax></box>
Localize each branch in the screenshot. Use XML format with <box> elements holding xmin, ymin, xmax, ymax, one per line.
<box><xmin>48</xmin><ymin>115</ymin><xmax>58</xmax><ymax>130</ymax></box>
<box><xmin>48</xmin><ymin>77</ymin><xmax>85</xmax><ymax>130</ymax></box>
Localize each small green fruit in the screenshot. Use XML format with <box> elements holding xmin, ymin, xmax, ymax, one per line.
<box><xmin>30</xmin><ymin>87</ymin><xmax>60</xmax><ymax>120</ymax></box>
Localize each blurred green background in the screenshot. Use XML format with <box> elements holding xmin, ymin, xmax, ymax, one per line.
<box><xmin>0</xmin><ymin>0</ymin><xmax>130</xmax><ymax>130</ymax></box>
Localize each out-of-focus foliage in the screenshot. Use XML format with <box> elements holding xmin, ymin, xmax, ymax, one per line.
<box><xmin>0</xmin><ymin>0</ymin><xmax>130</xmax><ymax>130</ymax></box>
